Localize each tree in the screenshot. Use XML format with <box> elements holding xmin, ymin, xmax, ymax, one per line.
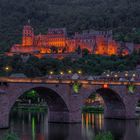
<box><xmin>0</xmin><ymin>0</ymin><xmax>140</xmax><ymax>53</ymax></box>
<box><xmin>22</xmin><ymin>90</ymin><xmax>39</xmax><ymax>104</ymax></box>
<box><xmin>50</xmin><ymin>46</ymin><xmax>58</xmax><ymax>53</ymax></box>
<box><xmin>82</xmin><ymin>48</ymin><xmax>89</xmax><ymax>56</ymax></box>
<box><xmin>75</xmin><ymin>45</ymin><xmax>82</xmax><ymax>55</ymax></box>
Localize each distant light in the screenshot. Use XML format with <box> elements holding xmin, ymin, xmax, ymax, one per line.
<box><xmin>114</xmin><ymin>74</ymin><xmax>118</xmax><ymax>78</ymax></box>
<box><xmin>103</xmin><ymin>84</ymin><xmax>109</xmax><ymax>89</ymax></box>
<box><xmin>68</xmin><ymin>70</ymin><xmax>72</xmax><ymax>74</ymax></box>
<box><xmin>106</xmin><ymin>74</ymin><xmax>110</xmax><ymax>77</ymax></box>
<box><xmin>78</xmin><ymin>70</ymin><xmax>82</xmax><ymax>74</ymax></box>
<box><xmin>60</xmin><ymin>72</ymin><xmax>64</xmax><ymax>75</ymax></box>
<box><xmin>125</xmin><ymin>73</ymin><xmax>128</xmax><ymax>77</ymax></box>
<box><xmin>5</xmin><ymin>66</ymin><xmax>9</xmax><ymax>71</ymax></box>
<box><xmin>50</xmin><ymin>71</ymin><xmax>54</xmax><ymax>75</ymax></box>
<box><xmin>132</xmin><ymin>74</ymin><xmax>136</xmax><ymax>77</ymax></box>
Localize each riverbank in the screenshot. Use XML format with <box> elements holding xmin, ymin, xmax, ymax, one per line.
<box><xmin>13</xmin><ymin>105</ymin><xmax>104</xmax><ymax>113</ymax></box>
<box><xmin>13</xmin><ymin>104</ymin><xmax>47</xmax><ymax>112</ymax></box>
<box><xmin>2</xmin><ymin>131</ymin><xmax>114</xmax><ymax>140</ymax></box>
<box><xmin>82</xmin><ymin>106</ymin><xmax>104</xmax><ymax>113</ymax></box>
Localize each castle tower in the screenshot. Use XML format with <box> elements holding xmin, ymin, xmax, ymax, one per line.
<box><xmin>22</xmin><ymin>20</ymin><xmax>34</xmax><ymax>47</ymax></box>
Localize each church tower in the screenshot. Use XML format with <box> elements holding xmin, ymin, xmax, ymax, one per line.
<box><xmin>22</xmin><ymin>20</ymin><xmax>34</xmax><ymax>47</ymax></box>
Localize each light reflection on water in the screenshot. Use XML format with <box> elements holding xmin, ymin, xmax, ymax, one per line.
<box><xmin>0</xmin><ymin>111</ymin><xmax>140</xmax><ymax>140</ymax></box>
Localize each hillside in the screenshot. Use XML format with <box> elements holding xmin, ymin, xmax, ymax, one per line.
<box><xmin>0</xmin><ymin>0</ymin><xmax>140</xmax><ymax>52</ymax></box>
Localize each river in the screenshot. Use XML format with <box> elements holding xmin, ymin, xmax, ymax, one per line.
<box><xmin>0</xmin><ymin>110</ymin><xmax>140</xmax><ymax>140</ymax></box>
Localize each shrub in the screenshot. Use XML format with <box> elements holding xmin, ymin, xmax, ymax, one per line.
<box><xmin>2</xmin><ymin>133</ymin><xmax>19</xmax><ymax>140</ymax></box>
<box><xmin>82</xmin><ymin>106</ymin><xmax>104</xmax><ymax>113</ymax></box>
<box><xmin>95</xmin><ymin>132</ymin><xmax>114</xmax><ymax>140</ymax></box>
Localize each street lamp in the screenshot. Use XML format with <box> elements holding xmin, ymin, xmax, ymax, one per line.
<box><xmin>78</xmin><ymin>70</ymin><xmax>82</xmax><ymax>74</ymax></box>
<box><xmin>49</xmin><ymin>71</ymin><xmax>54</xmax><ymax>75</ymax></box>
<box><xmin>114</xmin><ymin>74</ymin><xmax>118</xmax><ymax>78</ymax></box>
<box><xmin>60</xmin><ymin>71</ymin><xmax>64</xmax><ymax>75</ymax></box>
<box><xmin>132</xmin><ymin>73</ymin><xmax>136</xmax><ymax>77</ymax></box>
<box><xmin>68</xmin><ymin>70</ymin><xmax>72</xmax><ymax>74</ymax></box>
<box><xmin>125</xmin><ymin>73</ymin><xmax>128</xmax><ymax>77</ymax></box>
<box><xmin>124</xmin><ymin>72</ymin><xmax>129</xmax><ymax>81</ymax></box>
<box><xmin>106</xmin><ymin>74</ymin><xmax>110</xmax><ymax>77</ymax></box>
<box><xmin>5</xmin><ymin>66</ymin><xmax>9</xmax><ymax>71</ymax></box>
<box><xmin>4</xmin><ymin>66</ymin><xmax>11</xmax><ymax>76</ymax></box>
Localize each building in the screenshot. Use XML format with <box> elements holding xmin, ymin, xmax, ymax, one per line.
<box><xmin>8</xmin><ymin>22</ymin><xmax>139</xmax><ymax>58</ymax></box>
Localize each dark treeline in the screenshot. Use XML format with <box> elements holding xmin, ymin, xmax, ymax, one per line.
<box><xmin>0</xmin><ymin>0</ymin><xmax>140</xmax><ymax>52</ymax></box>
<box><xmin>0</xmin><ymin>52</ymin><xmax>139</xmax><ymax>77</ymax></box>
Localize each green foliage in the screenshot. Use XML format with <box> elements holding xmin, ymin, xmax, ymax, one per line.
<box><xmin>19</xmin><ymin>90</ymin><xmax>40</xmax><ymax>103</ymax></box>
<box><xmin>75</xmin><ymin>46</ymin><xmax>82</xmax><ymax>55</ymax></box>
<box><xmin>89</xmin><ymin>93</ymin><xmax>97</xmax><ymax>100</ymax></box>
<box><xmin>0</xmin><ymin>0</ymin><xmax>140</xmax><ymax>52</ymax></box>
<box><xmin>1</xmin><ymin>52</ymin><xmax>140</xmax><ymax>77</ymax></box>
<box><xmin>73</xmin><ymin>82</ymin><xmax>81</xmax><ymax>93</ymax></box>
<box><xmin>82</xmin><ymin>48</ymin><xmax>90</xmax><ymax>56</ymax></box>
<box><xmin>127</xmin><ymin>85</ymin><xmax>136</xmax><ymax>94</ymax></box>
<box><xmin>25</xmin><ymin>90</ymin><xmax>38</xmax><ymax>99</ymax></box>
<box><xmin>13</xmin><ymin>106</ymin><xmax>47</xmax><ymax>112</ymax></box>
<box><xmin>95</xmin><ymin>132</ymin><xmax>114</xmax><ymax>140</ymax></box>
<box><xmin>2</xmin><ymin>132</ymin><xmax>19</xmax><ymax>140</ymax></box>
<box><xmin>82</xmin><ymin>106</ymin><xmax>104</xmax><ymax>113</ymax></box>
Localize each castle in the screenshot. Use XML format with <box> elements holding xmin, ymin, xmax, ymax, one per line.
<box><xmin>8</xmin><ymin>22</ymin><xmax>140</xmax><ymax>58</ymax></box>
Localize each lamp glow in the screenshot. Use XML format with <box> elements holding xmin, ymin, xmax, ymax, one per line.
<box><xmin>60</xmin><ymin>72</ymin><xmax>64</xmax><ymax>75</ymax></box>
<box><xmin>125</xmin><ymin>73</ymin><xmax>128</xmax><ymax>77</ymax></box>
<box><xmin>50</xmin><ymin>71</ymin><xmax>54</xmax><ymax>75</ymax></box>
<box><xmin>132</xmin><ymin>74</ymin><xmax>136</xmax><ymax>77</ymax></box>
<box><xmin>68</xmin><ymin>70</ymin><xmax>72</xmax><ymax>74</ymax></box>
<box><xmin>103</xmin><ymin>84</ymin><xmax>109</xmax><ymax>89</ymax></box>
<box><xmin>78</xmin><ymin>70</ymin><xmax>82</xmax><ymax>74</ymax></box>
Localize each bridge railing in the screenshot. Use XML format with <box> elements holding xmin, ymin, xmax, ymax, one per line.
<box><xmin>0</xmin><ymin>76</ymin><xmax>140</xmax><ymax>86</ymax></box>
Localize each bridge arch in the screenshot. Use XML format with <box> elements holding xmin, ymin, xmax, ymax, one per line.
<box><xmin>10</xmin><ymin>86</ymin><xmax>69</xmax><ymax>113</ymax></box>
<box><xmin>0</xmin><ymin>82</ymin><xmax>138</xmax><ymax>128</ymax></box>
<box><xmin>83</xmin><ymin>87</ymin><xmax>126</xmax><ymax>119</ymax></box>
<box><xmin>0</xmin><ymin>84</ymin><xmax>78</xmax><ymax>128</ymax></box>
<box><xmin>9</xmin><ymin>86</ymin><xmax>70</xmax><ymax>123</ymax></box>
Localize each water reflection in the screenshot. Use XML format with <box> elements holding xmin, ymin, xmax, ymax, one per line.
<box><xmin>0</xmin><ymin>110</ymin><xmax>140</xmax><ymax>140</ymax></box>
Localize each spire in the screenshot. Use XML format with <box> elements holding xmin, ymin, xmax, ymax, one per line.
<box><xmin>27</xmin><ymin>19</ymin><xmax>31</xmax><ymax>25</ymax></box>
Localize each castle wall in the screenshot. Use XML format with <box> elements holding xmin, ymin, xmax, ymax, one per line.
<box><xmin>10</xmin><ymin>24</ymin><xmax>139</xmax><ymax>56</ymax></box>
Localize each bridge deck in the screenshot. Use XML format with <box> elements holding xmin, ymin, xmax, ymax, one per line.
<box><xmin>0</xmin><ymin>77</ymin><xmax>140</xmax><ymax>85</ymax></box>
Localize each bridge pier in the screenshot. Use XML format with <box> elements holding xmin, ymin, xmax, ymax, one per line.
<box><xmin>104</xmin><ymin>95</ymin><xmax>137</xmax><ymax>119</ymax></box>
<box><xmin>104</xmin><ymin>108</ymin><xmax>127</xmax><ymax>119</ymax></box>
<box><xmin>0</xmin><ymin>106</ymin><xmax>10</xmax><ymax>129</ymax></box>
<box><xmin>0</xmin><ymin>112</ymin><xmax>9</xmax><ymax>129</ymax></box>
<box><xmin>0</xmin><ymin>94</ymin><xmax>11</xmax><ymax>128</ymax></box>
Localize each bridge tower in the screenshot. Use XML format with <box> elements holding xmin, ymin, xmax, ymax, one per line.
<box><xmin>22</xmin><ymin>20</ymin><xmax>34</xmax><ymax>47</ymax></box>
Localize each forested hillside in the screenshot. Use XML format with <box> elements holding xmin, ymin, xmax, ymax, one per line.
<box><xmin>0</xmin><ymin>0</ymin><xmax>140</xmax><ymax>52</ymax></box>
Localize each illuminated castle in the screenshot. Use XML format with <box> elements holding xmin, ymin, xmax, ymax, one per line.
<box><xmin>10</xmin><ymin>22</ymin><xmax>136</xmax><ymax>57</ymax></box>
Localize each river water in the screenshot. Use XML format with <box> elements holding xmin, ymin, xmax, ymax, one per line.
<box><xmin>0</xmin><ymin>110</ymin><xmax>140</xmax><ymax>140</ymax></box>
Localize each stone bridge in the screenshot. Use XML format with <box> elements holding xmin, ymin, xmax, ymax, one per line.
<box><xmin>0</xmin><ymin>77</ymin><xmax>140</xmax><ymax>128</ymax></box>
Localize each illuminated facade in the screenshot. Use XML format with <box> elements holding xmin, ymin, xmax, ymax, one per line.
<box><xmin>9</xmin><ymin>23</ymin><xmax>139</xmax><ymax>57</ymax></box>
<box><xmin>85</xmin><ymin>94</ymin><xmax>104</xmax><ymax>106</ymax></box>
<box><xmin>22</xmin><ymin>25</ymin><xmax>34</xmax><ymax>47</ymax></box>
